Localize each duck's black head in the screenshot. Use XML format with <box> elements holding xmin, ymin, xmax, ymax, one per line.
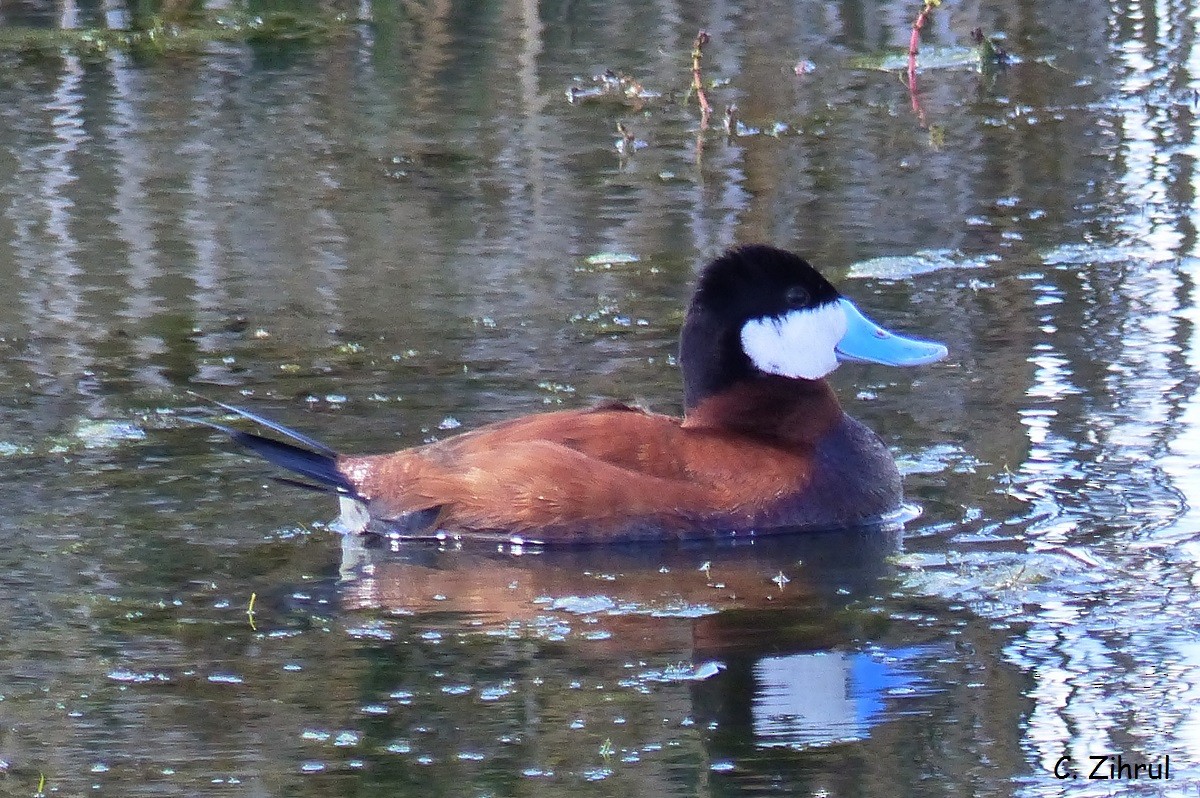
<box><xmin>679</xmin><ymin>245</ymin><xmax>947</xmax><ymax>411</ymax></box>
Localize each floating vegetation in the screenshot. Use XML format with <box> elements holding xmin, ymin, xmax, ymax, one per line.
<box><xmin>0</xmin><ymin>440</ymin><xmax>33</xmax><ymax>457</ymax></box>
<box><xmin>851</xmin><ymin>44</ymin><xmax>1007</xmax><ymax>74</ymax></box>
<box><xmin>567</xmin><ymin>297</ymin><xmax>631</xmax><ymax>332</ymax></box>
<box><xmin>549</xmin><ymin>595</ymin><xmax>617</xmax><ymax>615</ymax></box>
<box><xmin>1039</xmin><ymin>242</ymin><xmax>1173</xmax><ymax>267</ymax></box>
<box><xmin>852</xmin><ymin>0</ymin><xmax>1009</xmax><ymax>77</ymax></box>
<box><xmin>206</xmin><ymin>672</ymin><xmax>245</xmax><ymax>684</ymax></box>
<box><xmin>107</xmin><ymin>668</ymin><xmax>171</xmax><ymax>683</ymax></box>
<box><xmin>73</xmin><ymin>419</ymin><xmax>147</xmax><ymax>449</ymax></box>
<box><xmin>0</xmin><ymin>8</ymin><xmax>355</xmax><ymax>59</ymax></box>
<box><xmin>536</xmin><ymin>380</ymin><xmax>575</xmax><ymax>395</ymax></box>
<box><xmin>537</xmin><ymin>380</ymin><xmax>576</xmax><ymax>405</ymax></box>
<box><xmin>634</xmin><ymin>661</ymin><xmax>725</xmax><ymax>683</ymax></box>
<box><xmin>566</xmin><ymin>69</ymin><xmax>660</xmax><ymax>107</ymax></box>
<box><xmin>584</xmin><ymin>252</ymin><xmax>640</xmax><ymax>267</ymax></box>
<box><xmin>845</xmin><ymin>249</ymin><xmax>998</xmax><ymax>280</ymax></box>
<box><xmin>892</xmin><ymin>548</ymin><xmax>1078</xmax><ymax>613</ymax></box>
<box><xmin>853</xmin><ymin>10</ymin><xmax>1013</xmax><ymax>76</ymax></box>
<box><xmin>380</xmin><ymin>150</ymin><xmax>476</xmax><ymax>180</ymax></box>
<box><xmin>895</xmin><ymin>442</ymin><xmax>985</xmax><ymax>477</ymax></box>
<box><xmin>0</xmin><ymin>415</ymin><xmax>158</xmax><ymax>459</ymax></box>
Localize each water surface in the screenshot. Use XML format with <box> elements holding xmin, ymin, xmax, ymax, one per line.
<box><xmin>1</xmin><ymin>0</ymin><xmax>1199</xmax><ymax>795</ymax></box>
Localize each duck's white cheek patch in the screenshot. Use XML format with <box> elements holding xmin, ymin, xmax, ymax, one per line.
<box><xmin>740</xmin><ymin>303</ymin><xmax>848</xmax><ymax>380</ymax></box>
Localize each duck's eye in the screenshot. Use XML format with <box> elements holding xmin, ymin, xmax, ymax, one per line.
<box><xmin>784</xmin><ymin>285</ymin><xmax>810</xmax><ymax>308</ymax></box>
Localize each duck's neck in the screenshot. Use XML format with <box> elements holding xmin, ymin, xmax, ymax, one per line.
<box><xmin>680</xmin><ymin>303</ymin><xmax>758</xmax><ymax>409</ymax></box>
<box><xmin>681</xmin><ymin>375</ymin><xmax>844</xmax><ymax>445</ymax></box>
<box><xmin>679</xmin><ymin>306</ymin><xmax>843</xmax><ymax>443</ymax></box>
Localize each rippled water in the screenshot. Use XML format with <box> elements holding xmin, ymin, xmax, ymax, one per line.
<box><xmin>1</xmin><ymin>0</ymin><xmax>1199</xmax><ymax>795</ymax></box>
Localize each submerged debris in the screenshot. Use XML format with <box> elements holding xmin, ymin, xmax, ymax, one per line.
<box><xmin>970</xmin><ymin>27</ymin><xmax>1011</xmax><ymax>66</ymax></box>
<box><xmin>721</xmin><ymin>104</ymin><xmax>764</xmax><ymax>137</ymax></box>
<box><xmin>614</xmin><ymin>121</ymin><xmax>647</xmax><ymax>154</ymax></box>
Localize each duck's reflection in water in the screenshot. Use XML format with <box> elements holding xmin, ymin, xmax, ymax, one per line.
<box><xmin>336</xmin><ymin>525</ymin><xmax>935</xmax><ymax>750</ymax></box>
<box><xmin>336</xmin><ymin>526</ymin><xmax>900</xmax><ymax>630</ymax></box>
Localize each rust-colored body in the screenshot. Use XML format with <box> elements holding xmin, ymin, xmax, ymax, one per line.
<box><xmin>338</xmin><ymin>377</ymin><xmax>899</xmax><ymax>542</ymax></box>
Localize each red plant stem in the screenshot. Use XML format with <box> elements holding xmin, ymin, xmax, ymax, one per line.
<box><xmin>908</xmin><ymin>3</ymin><xmax>933</xmax><ymax>90</ymax></box>
<box><xmin>692</xmin><ymin>30</ymin><xmax>713</xmax><ymax>128</ymax></box>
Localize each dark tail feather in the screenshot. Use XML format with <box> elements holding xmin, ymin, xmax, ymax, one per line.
<box><xmin>272</xmin><ymin>475</ymin><xmax>340</xmax><ymax>494</ymax></box>
<box><xmin>187</xmin><ymin>406</ymin><xmax>357</xmax><ymax>498</ymax></box>
<box><xmin>187</xmin><ymin>391</ymin><xmax>338</xmax><ymax>458</ymax></box>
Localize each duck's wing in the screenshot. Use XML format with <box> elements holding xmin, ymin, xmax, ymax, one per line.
<box><xmin>358</xmin><ymin>438</ymin><xmax>718</xmax><ymax>537</ymax></box>
<box><xmin>339</xmin><ymin>407</ymin><xmax>708</xmax><ymax>535</ymax></box>
<box><xmin>436</xmin><ymin>403</ymin><xmax>696</xmax><ymax>478</ymax></box>
<box><xmin>339</xmin><ymin>405</ymin><xmax>810</xmax><ymax>539</ymax></box>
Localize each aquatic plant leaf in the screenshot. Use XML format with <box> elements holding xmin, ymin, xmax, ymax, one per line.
<box><xmin>851</xmin><ymin>45</ymin><xmax>992</xmax><ymax>73</ymax></box>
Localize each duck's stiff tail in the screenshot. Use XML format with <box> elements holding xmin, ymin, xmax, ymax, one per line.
<box><xmin>188</xmin><ymin>393</ymin><xmax>357</xmax><ymax>497</ymax></box>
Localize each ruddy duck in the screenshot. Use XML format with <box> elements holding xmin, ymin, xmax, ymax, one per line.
<box><xmin>194</xmin><ymin>245</ymin><xmax>946</xmax><ymax>543</ymax></box>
